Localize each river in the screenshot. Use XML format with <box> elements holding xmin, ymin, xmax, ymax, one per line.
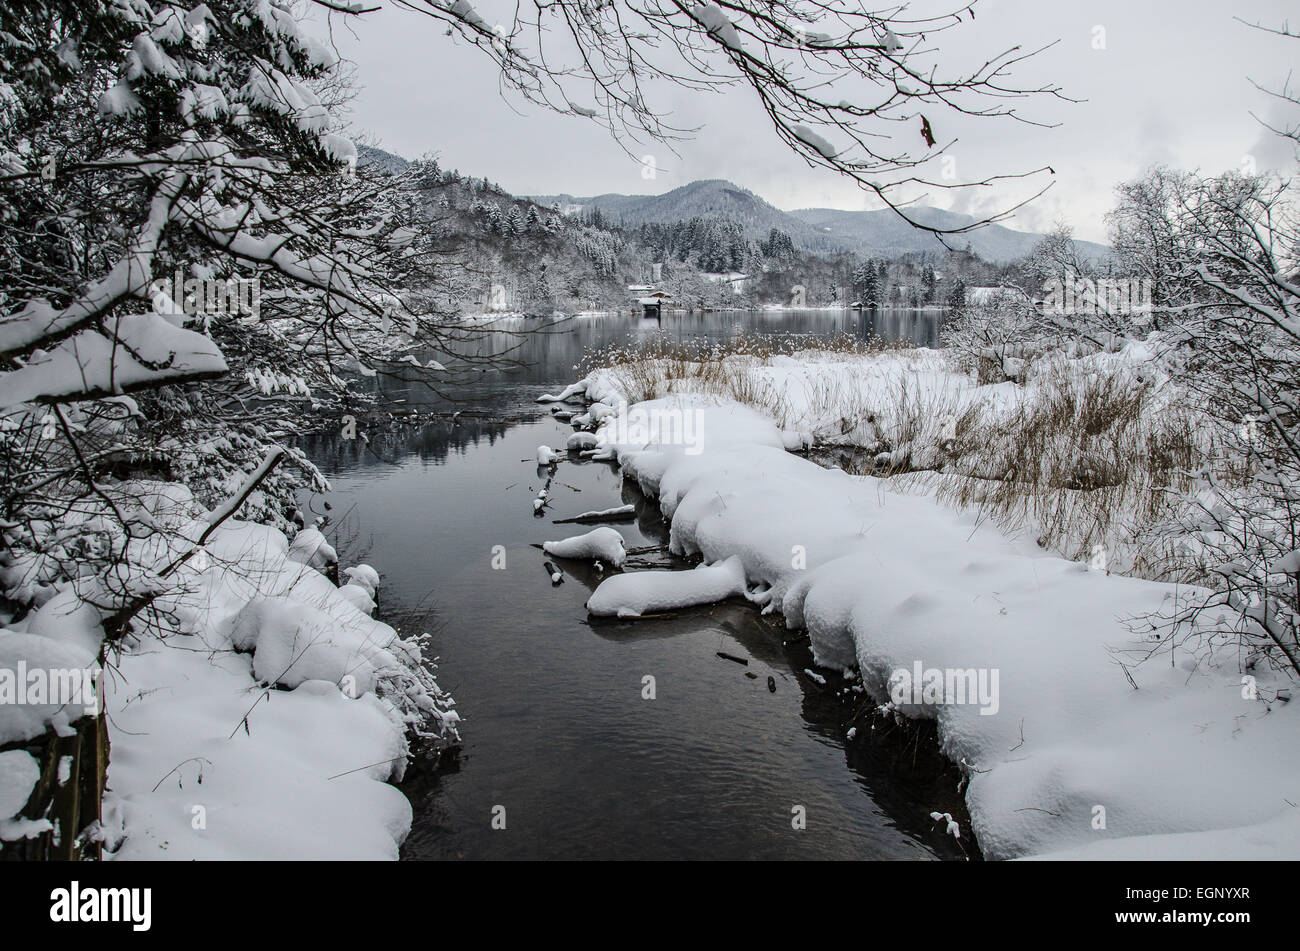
<box><xmin>298</xmin><ymin>308</ymin><xmax>973</xmax><ymax>859</ymax></box>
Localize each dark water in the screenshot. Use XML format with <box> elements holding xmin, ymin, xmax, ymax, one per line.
<box><xmin>301</xmin><ymin>308</ymin><xmax>970</xmax><ymax>860</ymax></box>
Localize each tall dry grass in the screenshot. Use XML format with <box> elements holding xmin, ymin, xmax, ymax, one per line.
<box><xmin>579</xmin><ymin>332</ymin><xmax>906</xmax><ymax>407</ymax></box>
<box><xmin>581</xmin><ymin>336</ymin><xmax>1223</xmax><ymax>582</ymax></box>
<box><xmin>921</xmin><ymin>363</ymin><xmax>1203</xmax><ymax>575</ymax></box>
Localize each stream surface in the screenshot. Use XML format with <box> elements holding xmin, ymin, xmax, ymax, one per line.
<box><xmin>301</xmin><ymin>308</ymin><xmax>968</xmax><ymax>859</ymax></box>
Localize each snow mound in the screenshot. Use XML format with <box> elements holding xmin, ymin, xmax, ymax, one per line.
<box><xmin>0</xmin><ymin>750</ymin><xmax>38</xmax><ymax>820</ymax></box>
<box><xmin>232</xmin><ymin>595</ymin><xmax>407</xmax><ymax>696</ymax></box>
<box><xmin>0</xmin><ymin>632</ymin><xmax>99</xmax><ymax>744</ymax></box>
<box><xmin>96</xmin><ymin>515</ymin><xmax>457</xmax><ymax>861</ymax></box>
<box><xmin>288</xmin><ymin>527</ymin><xmax>337</xmax><ymax>569</ymax></box>
<box><xmin>342</xmin><ymin>564</ymin><xmax>380</xmax><ymax>597</ymax></box>
<box><xmin>336</xmin><ymin>583</ymin><xmax>377</xmax><ymax>616</ymax></box>
<box><xmin>543</xmin><ymin>527</ymin><xmax>626</xmax><ymax>567</ymax></box>
<box><xmin>536</xmin><ymin>381</ymin><xmax>587</xmax><ymax>403</ymax></box>
<box><xmin>587</xmin><ymin>556</ymin><xmax>747</xmax><ymax>617</ymax></box>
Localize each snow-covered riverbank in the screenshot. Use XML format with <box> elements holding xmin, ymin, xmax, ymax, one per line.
<box><xmin>555</xmin><ymin>354</ymin><xmax>1300</xmax><ymax>859</ymax></box>
<box><xmin>1</xmin><ymin>481</ymin><xmax>457</xmax><ymax>860</ymax></box>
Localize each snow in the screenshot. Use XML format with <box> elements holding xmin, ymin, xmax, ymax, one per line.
<box><xmin>792</xmin><ymin>124</ymin><xmax>839</xmax><ymax>160</ymax></box>
<box><xmin>0</xmin><ymin>313</ymin><xmax>227</xmax><ymax>407</ymax></box>
<box><xmin>1029</xmin><ymin>809</ymin><xmax>1300</xmax><ymax>860</ymax></box>
<box><xmin>0</xmin><ymin>750</ymin><xmax>44</xmax><ymax>845</ymax></box>
<box><xmin>337</xmin><ymin>583</ymin><xmax>377</xmax><ymax>615</ymax></box>
<box><xmin>98</xmin><ymin>517</ymin><xmax>456</xmax><ymax>859</ymax></box>
<box><xmin>930</xmin><ymin>811</ymin><xmax>961</xmax><ymax>839</ymax></box>
<box><xmin>536</xmin><ymin>445</ymin><xmax>560</xmax><ymax>465</ymax></box>
<box><xmin>287</xmin><ymin>526</ymin><xmax>337</xmax><ymax>569</ymax></box>
<box><xmin>0</xmin><ymin>750</ymin><xmax>38</xmax><ymax>819</ymax></box>
<box><xmin>0</xmin><ymin>633</ymin><xmax>98</xmax><ymax>746</ymax></box>
<box><xmin>570</xmin><ymin>401</ymin><xmax>615</xmax><ymax>428</ymax></box>
<box><xmin>318</xmin><ymin>132</ymin><xmax>356</xmax><ymax>167</ymax></box>
<box><xmin>537</xmin><ymin>380</ymin><xmax>587</xmax><ymax>403</ymax></box>
<box><xmin>578</xmin><ymin>347</ymin><xmax>976</xmax><ymax>451</ymax></box>
<box><xmin>558</xmin><ymin>367</ymin><xmax>1300</xmax><ymax>859</ymax></box>
<box><xmin>557</xmin><ymin>504</ymin><xmax>635</xmax><ymax>521</ymax></box>
<box><xmin>691</xmin><ymin>4</ymin><xmax>744</xmax><ymax>51</ymax></box>
<box><xmin>587</xmin><ymin>556</ymin><xmax>747</xmax><ymax>617</ymax></box>
<box><xmin>1271</xmin><ymin>549</ymin><xmax>1300</xmax><ymax>575</ymax></box>
<box><xmin>447</xmin><ymin>0</ymin><xmax>492</xmax><ymax>33</ymax></box>
<box><xmin>230</xmin><ymin>596</ymin><xmax>384</xmax><ymax>693</ymax></box>
<box><xmin>104</xmin><ymin>652</ymin><xmax>414</xmax><ymax>860</ymax></box>
<box><xmin>342</xmin><ymin>564</ymin><xmax>380</xmax><ymax>596</ymax></box>
<box><xmin>543</xmin><ymin>527</ymin><xmax>627</xmax><ymax>567</ymax></box>
<box><xmin>15</xmin><ymin>481</ymin><xmax>461</xmax><ymax>861</ymax></box>
<box><xmin>99</xmin><ymin>82</ymin><xmax>143</xmax><ymax>116</ymax></box>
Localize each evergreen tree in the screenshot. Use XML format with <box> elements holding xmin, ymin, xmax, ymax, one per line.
<box><xmin>859</xmin><ymin>262</ymin><xmax>880</xmax><ymax>306</ymax></box>
<box><xmin>947</xmin><ymin>279</ymin><xmax>967</xmax><ymax>312</ymax></box>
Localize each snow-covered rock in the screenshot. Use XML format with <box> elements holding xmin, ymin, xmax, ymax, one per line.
<box><xmin>336</xmin><ymin>583</ymin><xmax>377</xmax><ymax>616</ymax></box>
<box><xmin>287</xmin><ymin>527</ymin><xmax>337</xmax><ymax>569</ymax></box>
<box><xmin>543</xmin><ymin>527</ymin><xmax>627</xmax><ymax>567</ymax></box>
<box><xmin>587</xmin><ymin>556</ymin><xmax>747</xmax><ymax>618</ymax></box>
<box><xmin>342</xmin><ymin>564</ymin><xmax>380</xmax><ymax>597</ymax></box>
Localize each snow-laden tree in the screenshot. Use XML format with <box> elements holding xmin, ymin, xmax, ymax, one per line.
<box><xmin>940</xmin><ymin>288</ymin><xmax>1051</xmax><ymax>384</ymax></box>
<box><xmin>1086</xmin><ymin>18</ymin><xmax>1300</xmax><ymax>676</ymax></box>
<box><xmin>1143</xmin><ymin>169</ymin><xmax>1300</xmax><ymax>677</ymax></box>
<box><xmin>0</xmin><ymin>0</ymin><xmax>462</xmax><ymax>624</ymax></box>
<box><xmin>853</xmin><ymin>259</ymin><xmax>880</xmax><ymax>307</ymax></box>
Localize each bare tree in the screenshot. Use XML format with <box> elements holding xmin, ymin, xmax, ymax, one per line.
<box><xmin>385</xmin><ymin>0</ymin><xmax>1070</xmax><ymax>237</ymax></box>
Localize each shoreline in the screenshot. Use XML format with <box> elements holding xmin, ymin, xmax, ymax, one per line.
<box><xmin>560</xmin><ymin>349</ymin><xmax>1300</xmax><ymax>860</ymax></box>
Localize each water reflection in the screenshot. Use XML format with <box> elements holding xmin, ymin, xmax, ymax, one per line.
<box><xmin>298</xmin><ymin>417</ymin><xmax>513</xmax><ymax>470</ymax></box>
<box><xmin>365</xmin><ymin>308</ymin><xmax>943</xmax><ymax>414</ymax></box>
<box><xmin>304</xmin><ymin>411</ymin><xmax>972</xmax><ymax>861</ymax></box>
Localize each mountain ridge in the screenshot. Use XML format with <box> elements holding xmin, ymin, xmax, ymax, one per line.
<box><xmin>533</xmin><ymin>179</ymin><xmax>1110</xmax><ymax>263</ymax></box>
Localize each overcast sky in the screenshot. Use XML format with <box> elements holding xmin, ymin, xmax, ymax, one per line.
<box><xmin>316</xmin><ymin>0</ymin><xmax>1299</xmax><ymax>243</ymax></box>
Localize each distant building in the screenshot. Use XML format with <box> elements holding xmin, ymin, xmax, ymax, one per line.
<box><xmin>633</xmin><ymin>289</ymin><xmax>673</xmax><ymax>318</ymax></box>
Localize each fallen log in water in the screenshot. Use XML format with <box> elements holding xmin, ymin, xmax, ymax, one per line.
<box><xmin>552</xmin><ymin>504</ymin><xmax>636</xmax><ymax>525</ymax></box>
